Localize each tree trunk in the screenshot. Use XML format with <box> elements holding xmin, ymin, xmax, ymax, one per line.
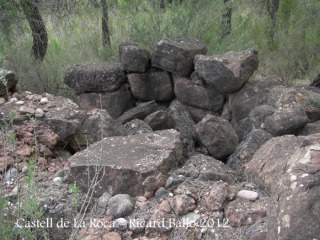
<box><xmin>267</xmin><ymin>0</ymin><xmax>279</xmax><ymax>44</ymax></box>
<box><xmin>221</xmin><ymin>0</ymin><xmax>232</xmax><ymax>40</ymax></box>
<box><xmin>101</xmin><ymin>0</ymin><xmax>111</xmax><ymax>47</ymax></box>
<box><xmin>20</xmin><ymin>0</ymin><xmax>48</xmax><ymax>62</ymax></box>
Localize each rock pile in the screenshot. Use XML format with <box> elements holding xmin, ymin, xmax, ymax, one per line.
<box><xmin>1</xmin><ymin>37</ymin><xmax>320</xmax><ymax>240</ymax></box>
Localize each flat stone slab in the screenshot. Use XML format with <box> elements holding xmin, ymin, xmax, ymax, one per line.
<box><xmin>68</xmin><ymin>129</ymin><xmax>182</xmax><ymax>197</ymax></box>
<box><xmin>64</xmin><ymin>61</ymin><xmax>125</xmax><ymax>94</ymax></box>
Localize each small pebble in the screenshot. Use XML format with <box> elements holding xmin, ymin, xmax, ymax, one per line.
<box><xmin>155</xmin><ymin>187</ymin><xmax>167</xmax><ymax>198</ymax></box>
<box><xmin>54</xmin><ymin>203</ymin><xmax>64</xmax><ymax>214</ymax></box>
<box><xmin>165</xmin><ymin>176</ymin><xmax>174</xmax><ymax>189</ymax></box>
<box><xmin>22</xmin><ymin>166</ymin><xmax>28</xmax><ymax>174</ymax></box>
<box><xmin>114</xmin><ymin>218</ymin><xmax>128</xmax><ymax>231</ymax></box>
<box><xmin>40</xmin><ymin>97</ymin><xmax>49</xmax><ymax>105</ymax></box>
<box><xmin>15</xmin><ymin>100</ymin><xmax>24</xmax><ymax>105</ymax></box>
<box><xmin>35</xmin><ymin>108</ymin><xmax>44</xmax><ymax>118</ymax></box>
<box><xmin>53</xmin><ymin>177</ymin><xmax>63</xmax><ymax>186</ymax></box>
<box><xmin>237</xmin><ymin>190</ymin><xmax>259</xmax><ymax>201</ymax></box>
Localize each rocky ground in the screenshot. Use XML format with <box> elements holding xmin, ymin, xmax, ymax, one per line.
<box><xmin>0</xmin><ymin>38</ymin><xmax>320</xmax><ymax>240</ymax></box>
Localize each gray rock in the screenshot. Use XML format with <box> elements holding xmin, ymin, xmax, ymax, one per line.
<box><xmin>144</xmin><ymin>110</ymin><xmax>175</xmax><ymax>131</ymax></box>
<box><xmin>54</xmin><ymin>203</ymin><xmax>64</xmax><ymax>214</ymax></box>
<box><xmin>69</xmin><ymin>109</ymin><xmax>123</xmax><ymax>151</ymax></box>
<box><xmin>175</xmin><ymin>75</ymin><xmax>224</xmax><ymax>111</ymax></box>
<box><xmin>43</xmin><ymin>96</ymin><xmax>86</xmax><ymax>145</ymax></box>
<box><xmin>128</xmin><ymin>70</ymin><xmax>174</xmax><ymax>101</ymax></box>
<box><xmin>53</xmin><ymin>177</ymin><xmax>63</xmax><ymax>186</ymax></box>
<box><xmin>299</xmin><ymin>120</ymin><xmax>320</xmax><ymax>135</ymax></box>
<box><xmin>195</xmin><ymin>115</ymin><xmax>239</xmax><ymax>159</ymax></box>
<box><xmin>96</xmin><ymin>192</ymin><xmax>112</xmax><ymax>214</ymax></box>
<box><xmin>165</xmin><ymin>176</ymin><xmax>174</xmax><ymax>189</ymax></box>
<box><xmin>114</xmin><ymin>218</ymin><xmax>128</xmax><ymax>231</ymax></box>
<box><xmin>227</xmin><ymin>129</ymin><xmax>273</xmax><ymax>179</ymax></box>
<box><xmin>249</xmin><ymin>105</ymin><xmax>275</xmax><ymax>129</ymax></box>
<box><xmin>73</xmin><ymin>84</ymin><xmax>135</xmax><ymax>119</ymax></box>
<box><xmin>173</xmin><ymin>154</ymin><xmax>236</xmax><ymax>183</ymax></box>
<box><xmin>228</xmin><ymin>78</ymin><xmax>284</xmax><ymax>128</ymax></box>
<box><xmin>119</xmin><ymin>42</ymin><xmax>150</xmax><ymax>73</ymax></box>
<box><xmin>68</xmin><ymin>130</ymin><xmax>183</xmax><ymax>197</ymax></box>
<box><xmin>264</xmin><ymin>104</ymin><xmax>309</xmax><ymax>136</ymax></box>
<box><xmin>35</xmin><ymin>108</ymin><xmax>44</xmax><ymax>118</ymax></box>
<box><xmin>168</xmin><ymin>100</ymin><xmax>196</xmax><ymax>160</ymax></box>
<box><xmin>4</xmin><ymin>168</ymin><xmax>18</xmax><ymax>181</ymax></box>
<box><xmin>123</xmin><ymin>119</ymin><xmax>152</xmax><ymax>135</ymax></box>
<box><xmin>129</xmin><ymin>216</ymin><xmax>146</xmax><ymax>234</ymax></box>
<box><xmin>0</xmin><ymin>69</ymin><xmax>18</xmax><ymax>95</ymax></box>
<box><xmin>184</xmin><ymin>104</ymin><xmax>216</xmax><ymax>123</ymax></box>
<box><xmin>155</xmin><ymin>187</ymin><xmax>167</xmax><ymax>198</ymax></box>
<box><xmin>40</xmin><ymin>97</ymin><xmax>49</xmax><ymax>105</ymax></box>
<box><xmin>108</xmin><ymin>194</ymin><xmax>135</xmax><ymax>218</ymax></box>
<box><xmin>180</xmin><ymin>212</ymin><xmax>201</xmax><ymax>227</ymax></box>
<box><xmin>152</xmin><ymin>37</ymin><xmax>207</xmax><ymax>77</ymax></box>
<box><xmin>194</xmin><ymin>49</ymin><xmax>259</xmax><ymax>93</ymax></box>
<box><xmin>117</xmin><ymin>100</ymin><xmax>159</xmax><ymax>124</ymax></box>
<box><xmin>64</xmin><ymin>61</ymin><xmax>125</xmax><ymax>94</ymax></box>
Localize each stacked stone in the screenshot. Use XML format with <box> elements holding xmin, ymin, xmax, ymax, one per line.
<box><xmin>64</xmin><ymin>61</ymin><xmax>135</xmax><ymax>119</ymax></box>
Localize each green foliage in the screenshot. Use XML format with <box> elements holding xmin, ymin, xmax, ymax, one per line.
<box><xmin>306</xmin><ymin>97</ymin><xmax>320</xmax><ymax>108</ymax></box>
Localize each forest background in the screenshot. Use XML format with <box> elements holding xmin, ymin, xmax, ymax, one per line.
<box><xmin>0</xmin><ymin>0</ymin><xmax>319</xmax><ymax>96</ymax></box>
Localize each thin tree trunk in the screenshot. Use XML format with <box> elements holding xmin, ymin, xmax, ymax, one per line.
<box><xmin>267</xmin><ymin>0</ymin><xmax>279</xmax><ymax>44</ymax></box>
<box><xmin>101</xmin><ymin>0</ymin><xmax>111</xmax><ymax>47</ymax></box>
<box><xmin>20</xmin><ymin>0</ymin><xmax>48</xmax><ymax>62</ymax></box>
<box><xmin>221</xmin><ymin>0</ymin><xmax>232</xmax><ymax>40</ymax></box>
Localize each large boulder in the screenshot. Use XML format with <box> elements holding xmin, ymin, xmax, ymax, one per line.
<box><xmin>64</xmin><ymin>61</ymin><xmax>125</xmax><ymax>94</ymax></box>
<box><xmin>42</xmin><ymin>95</ymin><xmax>86</xmax><ymax>145</ymax></box>
<box><xmin>119</xmin><ymin>42</ymin><xmax>150</xmax><ymax>73</ymax></box>
<box><xmin>244</xmin><ymin>134</ymin><xmax>320</xmax><ymax>240</ymax></box>
<box><xmin>228</xmin><ymin>78</ymin><xmax>285</xmax><ymax>127</ymax></box>
<box><xmin>194</xmin><ymin>48</ymin><xmax>259</xmax><ymax>93</ymax></box>
<box><xmin>227</xmin><ymin>129</ymin><xmax>273</xmax><ymax>179</ymax></box>
<box><xmin>174</xmin><ymin>74</ymin><xmax>224</xmax><ymax>111</ymax></box>
<box><xmin>128</xmin><ymin>70</ymin><xmax>174</xmax><ymax>101</ymax></box>
<box><xmin>152</xmin><ymin>37</ymin><xmax>207</xmax><ymax>77</ymax></box>
<box><xmin>194</xmin><ymin>115</ymin><xmax>239</xmax><ymax>159</ymax></box>
<box><xmin>264</xmin><ymin>104</ymin><xmax>308</xmax><ymax>136</ymax></box>
<box><xmin>69</xmin><ymin>109</ymin><xmax>123</xmax><ymax>151</ymax></box>
<box><xmin>0</xmin><ymin>69</ymin><xmax>18</xmax><ymax>95</ymax></box>
<box><xmin>73</xmin><ymin>84</ymin><xmax>135</xmax><ymax>119</ymax></box>
<box><xmin>68</xmin><ymin>129</ymin><xmax>183</xmax><ymax>197</ymax></box>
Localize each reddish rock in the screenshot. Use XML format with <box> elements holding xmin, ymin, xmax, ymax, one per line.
<box><xmin>169</xmin><ymin>194</ymin><xmax>197</xmax><ymax>215</ymax></box>
<box><xmin>225</xmin><ymin>198</ymin><xmax>268</xmax><ymax>227</ymax></box>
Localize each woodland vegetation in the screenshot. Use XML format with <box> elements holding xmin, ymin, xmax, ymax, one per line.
<box><xmin>0</xmin><ymin>0</ymin><xmax>320</xmax><ymax>96</ymax></box>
